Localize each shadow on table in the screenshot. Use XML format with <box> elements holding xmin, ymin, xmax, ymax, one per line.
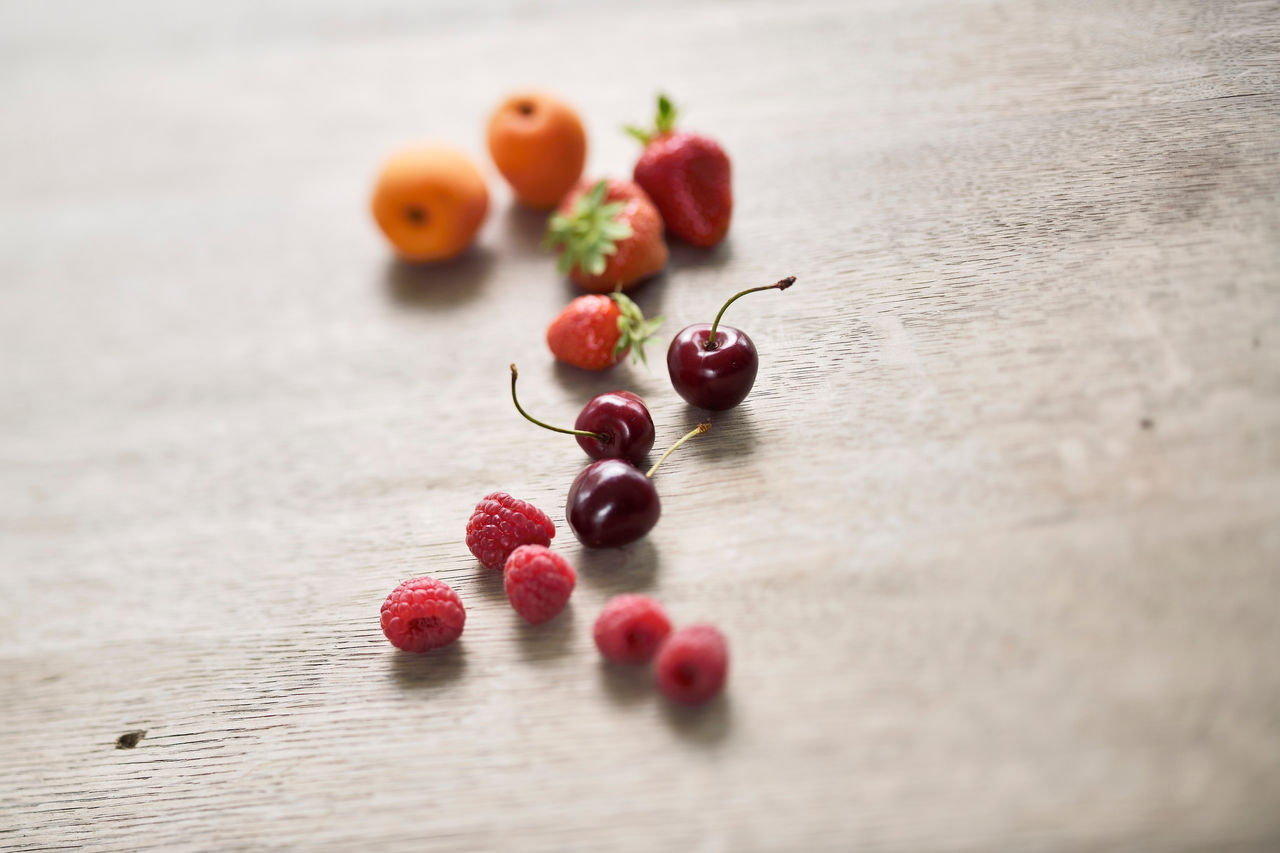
<box><xmin>598</xmin><ymin>662</ymin><xmax>733</xmax><ymax>745</ymax></box>
<box><xmin>473</xmin><ymin>562</ymin><xmax>506</xmax><ymax>601</ymax></box>
<box><xmin>551</xmin><ymin>359</ymin><xmax>639</xmax><ymax>397</ymax></box>
<box><xmin>662</xmin><ymin>694</ymin><xmax>732</xmax><ymax>746</ymax></box>
<box><xmin>684</xmin><ymin>402</ymin><xmax>760</xmax><ymax>460</ymax></box>
<box><xmin>388</xmin><ymin>643</ymin><xmax>468</xmax><ymax>688</ymax></box>
<box><xmin>516</xmin><ymin>604</ymin><xmax>576</xmax><ymax>663</ymax></box>
<box><xmin>382</xmin><ymin>246</ymin><xmax>496</xmax><ymax>311</ymax></box>
<box><xmin>502</xmin><ymin>203</ymin><xmax>550</xmax><ymax>254</ymax></box>
<box><xmin>597</xmin><ymin>662</ymin><xmax>650</xmax><ymax>707</ymax></box>
<box><xmin>574</xmin><ymin>538</ymin><xmax>660</xmax><ymax>591</ymax></box>
<box><xmin>666</xmin><ymin>238</ymin><xmax>732</xmax><ymax>273</ymax></box>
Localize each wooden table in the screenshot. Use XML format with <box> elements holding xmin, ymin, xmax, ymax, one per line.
<box><xmin>3</xmin><ymin>1</ymin><xmax>1278</xmax><ymax>850</ymax></box>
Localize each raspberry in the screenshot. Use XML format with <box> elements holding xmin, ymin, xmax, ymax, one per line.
<box><xmin>503</xmin><ymin>545</ymin><xmax>576</xmax><ymax>625</ymax></box>
<box><xmin>593</xmin><ymin>594</ymin><xmax>672</xmax><ymax>665</ymax></box>
<box><xmin>654</xmin><ymin>624</ymin><xmax>728</xmax><ymax>706</ymax></box>
<box><xmin>380</xmin><ymin>576</ymin><xmax>466</xmax><ymax>653</ymax></box>
<box><xmin>466</xmin><ymin>492</ymin><xmax>555</xmax><ymax>570</ymax></box>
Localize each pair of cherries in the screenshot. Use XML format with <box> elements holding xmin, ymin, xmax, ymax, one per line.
<box><xmin>512</xmin><ymin>275</ymin><xmax>795</xmax><ymax>548</ymax></box>
<box><xmin>512</xmin><ymin>365</ymin><xmax>698</xmax><ymax>548</ymax></box>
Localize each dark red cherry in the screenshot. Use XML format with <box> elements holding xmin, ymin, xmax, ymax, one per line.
<box><xmin>573</xmin><ymin>391</ymin><xmax>655</xmax><ymax>466</ymax></box>
<box><xmin>566</xmin><ymin>422</ymin><xmax>710</xmax><ymax>548</ymax></box>
<box><xmin>667</xmin><ymin>325</ymin><xmax>758</xmax><ymax>410</ymax></box>
<box><xmin>567</xmin><ymin>459</ymin><xmax>660</xmax><ymax>548</ymax></box>
<box><xmin>667</xmin><ymin>276</ymin><xmax>795</xmax><ymax>411</ymax></box>
<box><xmin>511</xmin><ymin>365</ymin><xmax>655</xmax><ymax>465</ymax></box>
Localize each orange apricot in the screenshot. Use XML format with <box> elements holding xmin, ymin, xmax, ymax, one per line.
<box><xmin>487</xmin><ymin>92</ymin><xmax>587</xmax><ymax>209</ymax></box>
<box><xmin>370</xmin><ymin>145</ymin><xmax>489</xmax><ymax>262</ymax></box>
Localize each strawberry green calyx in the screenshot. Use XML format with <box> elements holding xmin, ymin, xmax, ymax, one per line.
<box><xmin>610</xmin><ymin>291</ymin><xmax>663</xmax><ymax>366</ymax></box>
<box><xmin>624</xmin><ymin>94</ymin><xmax>678</xmax><ymax>145</ymax></box>
<box><xmin>545</xmin><ymin>180</ymin><xmax>634</xmax><ymax>277</ymax></box>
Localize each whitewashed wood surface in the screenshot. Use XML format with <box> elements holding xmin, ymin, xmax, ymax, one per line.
<box><xmin>2</xmin><ymin>1</ymin><xmax>1278</xmax><ymax>850</ymax></box>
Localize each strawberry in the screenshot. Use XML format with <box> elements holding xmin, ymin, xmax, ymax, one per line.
<box><xmin>626</xmin><ymin>94</ymin><xmax>732</xmax><ymax>249</ymax></box>
<box><xmin>544</xmin><ymin>178</ymin><xmax>668</xmax><ymax>293</ymax></box>
<box><xmin>546</xmin><ymin>292</ymin><xmax>663</xmax><ymax>371</ymax></box>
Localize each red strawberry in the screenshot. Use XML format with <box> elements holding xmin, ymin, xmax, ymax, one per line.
<box><xmin>546</xmin><ymin>292</ymin><xmax>662</xmax><ymax>371</ymax></box>
<box><xmin>545</xmin><ymin>178</ymin><xmax>668</xmax><ymax>292</ymax></box>
<box><xmin>627</xmin><ymin>94</ymin><xmax>732</xmax><ymax>249</ymax></box>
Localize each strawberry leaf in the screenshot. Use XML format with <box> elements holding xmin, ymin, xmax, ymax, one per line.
<box><xmin>586</xmin><ymin>248</ymin><xmax>606</xmax><ymax>276</ymax></box>
<box><xmin>656</xmin><ymin>93</ymin><xmax>677</xmax><ymax>134</ymax></box>
<box><xmin>624</xmin><ymin>93</ymin><xmax>681</xmax><ymax>145</ymax></box>
<box><xmin>608</xmin><ymin>292</ymin><xmax>663</xmax><ymax>367</ymax></box>
<box><xmin>544</xmin><ymin>180</ymin><xmax>632</xmax><ymax>281</ymax></box>
<box><xmin>601</xmin><ymin>220</ymin><xmax>634</xmax><ymax>241</ymax></box>
<box><xmin>623</xmin><ymin>124</ymin><xmax>652</xmax><ymax>145</ymax></box>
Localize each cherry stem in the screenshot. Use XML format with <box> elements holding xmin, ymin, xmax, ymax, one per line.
<box><xmin>646</xmin><ymin>421</ymin><xmax>711</xmax><ymax>479</ymax></box>
<box><xmin>705</xmin><ymin>275</ymin><xmax>797</xmax><ymax>351</ymax></box>
<box><xmin>510</xmin><ymin>364</ymin><xmax>608</xmax><ymax>442</ymax></box>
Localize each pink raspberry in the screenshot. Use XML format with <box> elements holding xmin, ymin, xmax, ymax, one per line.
<box><xmin>466</xmin><ymin>492</ymin><xmax>556</xmax><ymax>570</ymax></box>
<box><xmin>655</xmin><ymin>624</ymin><xmax>728</xmax><ymax>706</ymax></box>
<box><xmin>593</xmin><ymin>594</ymin><xmax>672</xmax><ymax>665</ymax></box>
<box><xmin>380</xmin><ymin>576</ymin><xmax>466</xmax><ymax>653</ymax></box>
<box><xmin>503</xmin><ymin>545</ymin><xmax>576</xmax><ymax>625</ymax></box>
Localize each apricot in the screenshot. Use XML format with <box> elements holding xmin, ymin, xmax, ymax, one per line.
<box><xmin>370</xmin><ymin>146</ymin><xmax>489</xmax><ymax>262</ymax></box>
<box><xmin>487</xmin><ymin>92</ymin><xmax>587</xmax><ymax>209</ymax></box>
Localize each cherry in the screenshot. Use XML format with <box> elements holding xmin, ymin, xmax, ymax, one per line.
<box><xmin>566</xmin><ymin>460</ymin><xmax>658</xmax><ymax>549</ymax></box>
<box><xmin>567</xmin><ymin>422</ymin><xmax>710</xmax><ymax>548</ymax></box>
<box><xmin>572</xmin><ymin>391</ymin><xmax>655</xmax><ymax>465</ymax></box>
<box><xmin>510</xmin><ymin>364</ymin><xmax>655</xmax><ymax>465</ymax></box>
<box><xmin>667</xmin><ymin>275</ymin><xmax>796</xmax><ymax>410</ymax></box>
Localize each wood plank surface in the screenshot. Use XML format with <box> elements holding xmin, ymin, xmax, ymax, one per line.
<box><xmin>2</xmin><ymin>1</ymin><xmax>1278</xmax><ymax>850</ymax></box>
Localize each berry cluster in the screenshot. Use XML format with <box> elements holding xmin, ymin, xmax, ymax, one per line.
<box><xmin>594</xmin><ymin>595</ymin><xmax>729</xmax><ymax>706</ymax></box>
<box><xmin>377</xmin><ymin>487</ymin><xmax>729</xmax><ymax>706</ymax></box>
<box><xmin>380</xmin><ymin>490</ymin><xmax>576</xmax><ymax>654</ymax></box>
<box><xmin>468</xmin><ymin>492</ymin><xmax>576</xmax><ymax>626</ymax></box>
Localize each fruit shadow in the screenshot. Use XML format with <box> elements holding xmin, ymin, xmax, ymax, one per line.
<box><xmin>473</xmin><ymin>563</ymin><xmax>506</xmax><ymax>601</ymax></box>
<box><xmin>597</xmin><ymin>661</ymin><xmax>651</xmax><ymax>708</ymax></box>
<box><xmin>551</xmin><ymin>360</ymin><xmax>635</xmax><ymax>398</ymax></box>
<box><xmin>684</xmin><ymin>403</ymin><xmax>760</xmax><ymax>461</ymax></box>
<box><xmin>382</xmin><ymin>245</ymin><xmax>496</xmax><ymax>310</ymax></box>
<box><xmin>502</xmin><ymin>203</ymin><xmax>551</xmax><ymax>255</ymax></box>
<box><xmin>573</xmin><ymin>538</ymin><xmax>660</xmax><ymax>592</ymax></box>
<box><xmin>515</xmin><ymin>605</ymin><xmax>576</xmax><ymax>663</ymax></box>
<box><xmin>661</xmin><ymin>693</ymin><xmax>732</xmax><ymax>746</ymax></box>
<box><xmin>666</xmin><ymin>237</ymin><xmax>733</xmax><ymax>272</ymax></box>
<box><xmin>388</xmin><ymin>643</ymin><xmax>468</xmax><ymax>688</ymax></box>
<box><xmin>597</xmin><ymin>664</ymin><xmax>734</xmax><ymax>747</ymax></box>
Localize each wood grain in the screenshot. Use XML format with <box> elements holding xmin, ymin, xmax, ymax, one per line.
<box><xmin>2</xmin><ymin>0</ymin><xmax>1278</xmax><ymax>850</ymax></box>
